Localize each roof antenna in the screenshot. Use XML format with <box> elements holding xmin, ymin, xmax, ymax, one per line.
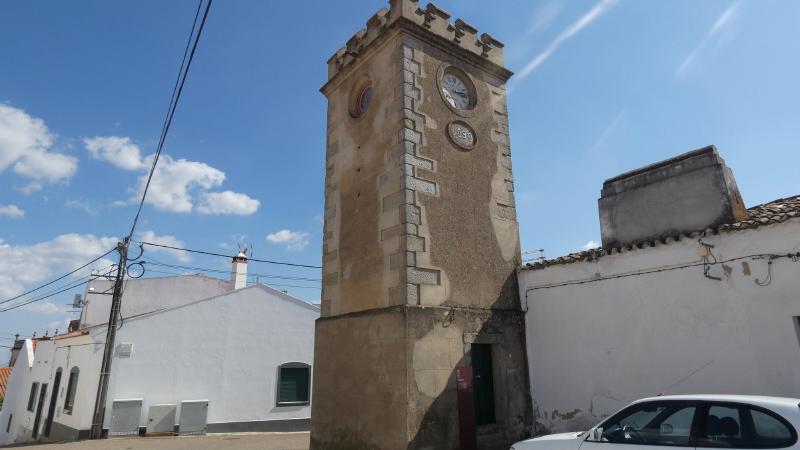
<box><xmin>521</xmin><ymin>249</ymin><xmax>546</xmax><ymax>264</ymax></box>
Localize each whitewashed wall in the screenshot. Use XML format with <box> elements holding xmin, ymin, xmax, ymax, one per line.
<box><xmin>0</xmin><ymin>331</ymin><xmax>103</xmax><ymax>445</ymax></box>
<box><xmin>518</xmin><ymin>218</ymin><xmax>800</xmax><ymax>434</ymax></box>
<box><xmin>80</xmin><ymin>274</ymin><xmax>231</xmax><ymax>328</ymax></box>
<box><xmin>104</xmin><ymin>284</ymin><xmax>319</xmax><ymax>430</ymax></box>
<box><xmin>0</xmin><ymin>340</ymin><xmax>36</xmax><ymax>445</ymax></box>
<box><xmin>1</xmin><ymin>280</ymin><xmax>318</xmax><ymax>444</ymax></box>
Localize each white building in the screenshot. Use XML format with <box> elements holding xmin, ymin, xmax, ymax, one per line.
<box><xmin>0</xmin><ymin>254</ymin><xmax>319</xmax><ymax>445</ymax></box>
<box><xmin>517</xmin><ymin>147</ymin><xmax>800</xmax><ymax>434</ymax></box>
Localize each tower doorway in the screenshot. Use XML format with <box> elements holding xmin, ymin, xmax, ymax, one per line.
<box><xmin>471</xmin><ymin>344</ymin><xmax>496</xmax><ymax>426</ymax></box>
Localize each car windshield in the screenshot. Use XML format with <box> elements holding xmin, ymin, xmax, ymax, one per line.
<box><xmin>599</xmin><ymin>403</ymin><xmax>695</xmax><ymax>446</ymax></box>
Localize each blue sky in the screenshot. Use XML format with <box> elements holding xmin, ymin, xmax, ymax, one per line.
<box><xmin>1</xmin><ymin>0</ymin><xmax>799</xmax><ymax>352</ymax></box>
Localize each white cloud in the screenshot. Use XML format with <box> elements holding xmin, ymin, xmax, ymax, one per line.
<box><xmin>583</xmin><ymin>240</ymin><xmax>601</xmax><ymax>250</ymax></box>
<box><xmin>84</xmin><ymin>136</ymin><xmax>144</xmax><ymax>170</ymax></box>
<box><xmin>266</xmin><ymin>230</ymin><xmax>310</xmax><ymax>251</ymax></box>
<box><xmin>197</xmin><ymin>191</ymin><xmax>260</xmax><ymax>216</ymax></box>
<box><xmin>515</xmin><ymin>0</ymin><xmax>619</xmax><ymax>83</ymax></box>
<box><xmin>0</xmin><ymin>233</ymin><xmax>118</xmax><ymax>300</ymax></box>
<box><xmin>65</xmin><ymin>199</ymin><xmax>99</xmax><ymax>216</ymax></box>
<box><xmin>137</xmin><ymin>230</ymin><xmax>190</xmax><ymax>262</ymax></box>
<box><xmin>134</xmin><ymin>154</ymin><xmax>225</xmax><ymax>213</ymax></box>
<box><xmin>84</xmin><ymin>134</ymin><xmax>259</xmax><ymax>215</ymax></box>
<box><xmin>0</xmin><ymin>104</ymin><xmax>78</xmax><ymax>192</ymax></box>
<box><xmin>676</xmin><ymin>2</ymin><xmax>741</xmax><ymax>77</ymax></box>
<box><xmin>0</xmin><ymin>204</ymin><xmax>24</xmax><ymax>219</ymax></box>
<box><xmin>26</xmin><ymin>302</ymin><xmax>63</xmax><ymax>315</ymax></box>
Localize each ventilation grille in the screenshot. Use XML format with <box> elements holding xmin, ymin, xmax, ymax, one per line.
<box><xmin>116</xmin><ymin>343</ymin><xmax>134</xmax><ymax>358</ymax></box>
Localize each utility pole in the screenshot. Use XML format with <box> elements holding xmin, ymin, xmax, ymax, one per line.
<box><xmin>89</xmin><ymin>238</ymin><xmax>129</xmax><ymax>439</ymax></box>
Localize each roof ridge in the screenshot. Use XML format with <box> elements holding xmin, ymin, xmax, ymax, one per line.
<box><xmin>522</xmin><ymin>194</ymin><xmax>800</xmax><ymax>271</ymax></box>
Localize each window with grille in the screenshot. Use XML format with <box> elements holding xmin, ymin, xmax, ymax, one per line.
<box><xmin>63</xmin><ymin>367</ymin><xmax>79</xmax><ymax>414</ymax></box>
<box><xmin>277</xmin><ymin>363</ymin><xmax>310</xmax><ymax>406</ymax></box>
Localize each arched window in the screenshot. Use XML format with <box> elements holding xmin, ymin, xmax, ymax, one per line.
<box><xmin>63</xmin><ymin>367</ymin><xmax>79</xmax><ymax>414</ymax></box>
<box><xmin>276</xmin><ymin>363</ymin><xmax>310</xmax><ymax>406</ymax></box>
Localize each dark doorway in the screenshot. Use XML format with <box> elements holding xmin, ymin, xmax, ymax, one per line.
<box><xmin>471</xmin><ymin>343</ymin><xmax>496</xmax><ymax>425</ymax></box>
<box><xmin>31</xmin><ymin>383</ymin><xmax>48</xmax><ymax>439</ymax></box>
<box><xmin>43</xmin><ymin>369</ymin><xmax>62</xmax><ymax>438</ymax></box>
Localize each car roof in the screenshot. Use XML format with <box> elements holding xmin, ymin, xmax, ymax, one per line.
<box><xmin>634</xmin><ymin>394</ymin><xmax>800</xmax><ymax>410</ymax></box>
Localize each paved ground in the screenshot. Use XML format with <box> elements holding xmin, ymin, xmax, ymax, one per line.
<box><xmin>9</xmin><ymin>432</ymin><xmax>310</xmax><ymax>450</ymax></box>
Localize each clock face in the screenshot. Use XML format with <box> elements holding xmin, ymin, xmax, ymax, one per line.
<box><xmin>441</xmin><ymin>72</ymin><xmax>473</xmax><ymax>110</ymax></box>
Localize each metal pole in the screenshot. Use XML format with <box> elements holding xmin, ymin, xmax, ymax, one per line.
<box><xmin>89</xmin><ymin>238</ymin><xmax>128</xmax><ymax>438</ymax></box>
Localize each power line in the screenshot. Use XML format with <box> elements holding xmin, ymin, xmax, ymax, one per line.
<box><xmin>0</xmin><ymin>248</ymin><xmax>116</xmax><ymax>306</ymax></box>
<box><xmin>138</xmin><ymin>241</ymin><xmax>322</xmax><ymax>269</ymax></box>
<box><xmin>523</xmin><ymin>251</ymin><xmax>800</xmax><ymax>293</ymax></box>
<box><xmin>141</xmin><ymin>267</ymin><xmax>321</xmax><ymax>290</ymax></box>
<box><xmin>143</xmin><ymin>260</ymin><xmax>321</xmax><ymax>282</ymax></box>
<box><xmin>0</xmin><ymin>278</ymin><xmax>92</xmax><ymax>313</ymax></box>
<box><xmin>0</xmin><ymin>264</ymin><xmax>116</xmax><ymax>312</ymax></box>
<box><xmin>127</xmin><ymin>0</ymin><xmax>210</xmax><ymax>241</ymax></box>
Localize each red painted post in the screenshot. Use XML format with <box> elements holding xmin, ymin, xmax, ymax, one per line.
<box><xmin>456</xmin><ymin>364</ymin><xmax>477</xmax><ymax>450</ymax></box>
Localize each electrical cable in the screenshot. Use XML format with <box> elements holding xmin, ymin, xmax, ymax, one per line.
<box><xmin>137</xmin><ymin>241</ymin><xmax>322</xmax><ymax>269</ymax></box>
<box><xmin>141</xmin><ymin>267</ymin><xmax>321</xmax><ymax>290</ymax></box>
<box><xmin>0</xmin><ymin>248</ymin><xmax>116</xmax><ymax>306</ymax></box>
<box><xmin>0</xmin><ymin>265</ymin><xmax>116</xmax><ymax>313</ymax></box>
<box><xmin>0</xmin><ymin>279</ymin><xmax>93</xmax><ymax>313</ymax></box>
<box><xmin>524</xmin><ymin>251</ymin><xmax>800</xmax><ymax>293</ymax></box>
<box><xmin>143</xmin><ymin>260</ymin><xmax>321</xmax><ymax>282</ymax></box>
<box><xmin>127</xmin><ymin>0</ymin><xmax>212</xmax><ymax>241</ymax></box>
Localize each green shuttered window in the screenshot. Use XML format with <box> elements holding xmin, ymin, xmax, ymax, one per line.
<box><xmin>277</xmin><ymin>364</ymin><xmax>310</xmax><ymax>406</ymax></box>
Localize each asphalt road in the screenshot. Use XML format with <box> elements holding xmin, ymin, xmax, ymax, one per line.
<box><xmin>9</xmin><ymin>432</ymin><xmax>310</xmax><ymax>450</ymax></box>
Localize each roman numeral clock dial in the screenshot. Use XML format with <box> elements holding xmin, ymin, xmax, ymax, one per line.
<box><xmin>442</xmin><ymin>73</ymin><xmax>471</xmax><ymax>109</ymax></box>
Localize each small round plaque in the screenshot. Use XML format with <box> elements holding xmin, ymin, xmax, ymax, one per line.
<box><xmin>447</xmin><ymin>121</ymin><xmax>476</xmax><ymax>150</ymax></box>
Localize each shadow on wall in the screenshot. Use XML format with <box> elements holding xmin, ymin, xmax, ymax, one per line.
<box><xmin>408</xmin><ymin>273</ymin><xmax>532</xmax><ymax>450</ymax></box>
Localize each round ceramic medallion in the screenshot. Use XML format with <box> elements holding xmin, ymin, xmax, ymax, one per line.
<box><xmin>355</xmin><ymin>83</ymin><xmax>372</xmax><ymax>116</ymax></box>
<box><xmin>350</xmin><ymin>79</ymin><xmax>373</xmax><ymax>118</ymax></box>
<box><xmin>447</xmin><ymin>120</ymin><xmax>476</xmax><ymax>150</ymax></box>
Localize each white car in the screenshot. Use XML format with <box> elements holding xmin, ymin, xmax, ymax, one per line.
<box><xmin>512</xmin><ymin>395</ymin><xmax>800</xmax><ymax>450</ymax></box>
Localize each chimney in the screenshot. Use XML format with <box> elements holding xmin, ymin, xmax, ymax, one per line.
<box><xmin>231</xmin><ymin>250</ymin><xmax>248</xmax><ymax>290</ymax></box>
<box><xmin>598</xmin><ymin>145</ymin><xmax>748</xmax><ymax>249</ymax></box>
<box><xmin>8</xmin><ymin>334</ymin><xmax>22</xmax><ymax>367</ymax></box>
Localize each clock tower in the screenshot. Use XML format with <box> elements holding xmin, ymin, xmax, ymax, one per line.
<box><xmin>312</xmin><ymin>1</ymin><xmax>531</xmax><ymax>448</ymax></box>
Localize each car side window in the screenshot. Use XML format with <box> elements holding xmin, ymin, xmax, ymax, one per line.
<box><xmin>751</xmin><ymin>409</ymin><xmax>792</xmax><ymax>443</ymax></box>
<box><xmin>593</xmin><ymin>402</ymin><xmax>697</xmax><ymax>446</ymax></box>
<box><xmin>697</xmin><ymin>403</ymin><xmax>797</xmax><ymax>449</ymax></box>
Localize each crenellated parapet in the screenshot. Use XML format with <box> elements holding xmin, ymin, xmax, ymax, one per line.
<box><xmin>325</xmin><ymin>0</ymin><xmax>507</xmax><ymax>84</ymax></box>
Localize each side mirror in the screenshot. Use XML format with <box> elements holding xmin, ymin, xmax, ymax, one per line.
<box><xmin>661</xmin><ymin>424</ymin><xmax>673</xmax><ymax>435</ymax></box>
<box><xmin>588</xmin><ymin>427</ymin><xmax>603</xmax><ymax>441</ymax></box>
